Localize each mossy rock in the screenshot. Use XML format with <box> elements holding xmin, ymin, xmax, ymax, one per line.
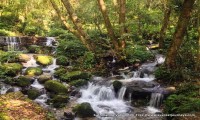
<box><xmin>27</xmin><ymin>89</ymin><xmax>40</xmax><ymax>100</ymax></box>
<box><xmin>54</xmin><ymin>67</ymin><xmax>68</xmax><ymax>78</ymax></box>
<box><xmin>1</xmin><ymin>63</ymin><xmax>23</xmax><ymax>77</ymax></box>
<box><xmin>44</xmin><ymin>80</ymin><xmax>68</xmax><ymax>94</ymax></box>
<box><xmin>60</xmin><ymin>71</ymin><xmax>91</xmax><ymax>82</ymax></box>
<box><xmin>113</xmin><ymin>80</ymin><xmax>122</xmax><ymax>93</ymax></box>
<box><xmin>48</xmin><ymin>94</ymin><xmax>69</xmax><ymax>108</ymax></box>
<box><xmin>56</xmin><ymin>55</ymin><xmax>69</xmax><ymax>66</ymax></box>
<box><xmin>69</xmin><ymin>79</ymin><xmax>88</xmax><ymax>87</ymax></box>
<box><xmin>3</xmin><ymin>77</ymin><xmax>15</xmax><ymax>85</ymax></box>
<box><xmin>73</xmin><ymin>102</ymin><xmax>96</xmax><ymax>118</ymax></box>
<box><xmin>35</xmin><ymin>55</ymin><xmax>53</xmax><ymax>66</ymax></box>
<box><xmin>18</xmin><ymin>54</ymin><xmax>31</xmax><ymax>62</ymax></box>
<box><xmin>38</xmin><ymin>74</ymin><xmax>52</xmax><ymax>84</ymax></box>
<box><xmin>16</xmin><ymin>76</ymin><xmax>32</xmax><ymax>87</ymax></box>
<box><xmin>25</xmin><ymin>67</ymin><xmax>43</xmax><ymax>76</ymax></box>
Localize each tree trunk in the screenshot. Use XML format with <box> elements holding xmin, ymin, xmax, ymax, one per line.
<box><xmin>119</xmin><ymin>0</ymin><xmax>126</xmax><ymax>49</ymax></box>
<box><xmin>60</xmin><ymin>0</ymin><xmax>93</xmax><ymax>51</ymax></box>
<box><xmin>165</xmin><ymin>0</ymin><xmax>196</xmax><ymax>68</ymax></box>
<box><xmin>97</xmin><ymin>0</ymin><xmax>119</xmax><ymax>52</ymax></box>
<box><xmin>196</xmin><ymin>1</ymin><xmax>200</xmax><ymax>71</ymax></box>
<box><xmin>159</xmin><ymin>0</ymin><xmax>171</xmax><ymax>48</ymax></box>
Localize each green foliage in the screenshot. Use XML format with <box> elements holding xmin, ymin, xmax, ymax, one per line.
<box><xmin>164</xmin><ymin>94</ymin><xmax>200</xmax><ymax>114</ymax></box>
<box><xmin>72</xmin><ymin>102</ymin><xmax>96</xmax><ymax>118</ymax></box>
<box><xmin>69</xmin><ymin>79</ymin><xmax>88</xmax><ymax>87</ymax></box>
<box><xmin>0</xmin><ymin>51</ymin><xmax>19</xmax><ymax>63</ymax></box>
<box><xmin>164</xmin><ymin>83</ymin><xmax>200</xmax><ymax>114</ymax></box>
<box><xmin>54</xmin><ymin>67</ymin><xmax>68</xmax><ymax>78</ymax></box>
<box><xmin>83</xmin><ymin>52</ymin><xmax>96</xmax><ymax>69</ymax></box>
<box><xmin>0</xmin><ymin>63</ymin><xmax>23</xmax><ymax>77</ymax></box>
<box><xmin>60</xmin><ymin>71</ymin><xmax>91</xmax><ymax>82</ymax></box>
<box><xmin>56</xmin><ymin>56</ymin><xmax>69</xmax><ymax>66</ymax></box>
<box><xmin>0</xmin><ymin>29</ymin><xmax>9</xmax><ymax>36</ymax></box>
<box><xmin>0</xmin><ymin>112</ymin><xmax>10</xmax><ymax>120</ymax></box>
<box><xmin>56</xmin><ymin>39</ymin><xmax>87</xmax><ymax>59</ymax></box>
<box><xmin>28</xmin><ymin>45</ymin><xmax>42</xmax><ymax>54</ymax></box>
<box><xmin>27</xmin><ymin>89</ymin><xmax>40</xmax><ymax>100</ymax></box>
<box><xmin>155</xmin><ymin>66</ymin><xmax>193</xmax><ymax>82</ymax></box>
<box><xmin>44</xmin><ymin>80</ymin><xmax>68</xmax><ymax>94</ymax></box>
<box><xmin>125</xmin><ymin>45</ymin><xmax>153</xmax><ymax>63</ymax></box>
<box><xmin>25</xmin><ymin>67</ymin><xmax>43</xmax><ymax>76</ymax></box>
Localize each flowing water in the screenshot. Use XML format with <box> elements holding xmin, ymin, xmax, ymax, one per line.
<box><xmin>78</xmin><ymin>83</ymin><xmax>132</xmax><ymax>118</ymax></box>
<box><xmin>0</xmin><ymin>36</ymin><xmax>168</xmax><ymax>119</ymax></box>
<box><xmin>5</xmin><ymin>37</ymin><xmax>21</xmax><ymax>51</ymax></box>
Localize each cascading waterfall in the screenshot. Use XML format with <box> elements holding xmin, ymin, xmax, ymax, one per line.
<box><xmin>149</xmin><ymin>93</ymin><xmax>164</xmax><ymax>108</ymax></box>
<box><xmin>5</xmin><ymin>37</ymin><xmax>21</xmax><ymax>51</ymax></box>
<box><xmin>78</xmin><ymin>83</ymin><xmax>131</xmax><ymax>117</ymax></box>
<box><xmin>118</xmin><ymin>86</ymin><xmax>127</xmax><ymax>100</ymax></box>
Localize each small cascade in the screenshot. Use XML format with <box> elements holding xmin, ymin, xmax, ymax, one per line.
<box><xmin>34</xmin><ymin>94</ymin><xmax>49</xmax><ymax>108</ymax></box>
<box><xmin>78</xmin><ymin>83</ymin><xmax>131</xmax><ymax>117</ymax></box>
<box><xmin>149</xmin><ymin>93</ymin><xmax>164</xmax><ymax>108</ymax></box>
<box><xmin>42</xmin><ymin>58</ymin><xmax>59</xmax><ymax>74</ymax></box>
<box><xmin>0</xmin><ymin>83</ymin><xmax>12</xmax><ymax>94</ymax></box>
<box><xmin>5</xmin><ymin>37</ymin><xmax>21</xmax><ymax>51</ymax></box>
<box><xmin>118</xmin><ymin>86</ymin><xmax>127</xmax><ymax>100</ymax></box>
<box><xmin>46</xmin><ymin>37</ymin><xmax>55</xmax><ymax>47</ymax></box>
<box><xmin>31</xmin><ymin>79</ymin><xmax>44</xmax><ymax>89</ymax></box>
<box><xmin>22</xmin><ymin>54</ymin><xmax>39</xmax><ymax>68</ymax></box>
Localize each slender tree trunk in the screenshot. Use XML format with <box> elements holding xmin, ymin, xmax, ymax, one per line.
<box><xmin>60</xmin><ymin>0</ymin><xmax>94</xmax><ymax>51</ymax></box>
<box><xmin>165</xmin><ymin>0</ymin><xmax>196</xmax><ymax>68</ymax></box>
<box><xmin>119</xmin><ymin>0</ymin><xmax>126</xmax><ymax>49</ymax></box>
<box><xmin>196</xmin><ymin>2</ymin><xmax>200</xmax><ymax>71</ymax></box>
<box><xmin>159</xmin><ymin>0</ymin><xmax>171</xmax><ymax>48</ymax></box>
<box><xmin>97</xmin><ymin>0</ymin><xmax>119</xmax><ymax>51</ymax></box>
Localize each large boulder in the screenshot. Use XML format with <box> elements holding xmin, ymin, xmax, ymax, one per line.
<box><xmin>44</xmin><ymin>80</ymin><xmax>68</xmax><ymax>94</ymax></box>
<box><xmin>112</xmin><ymin>80</ymin><xmax>122</xmax><ymax>93</ymax></box>
<box><xmin>24</xmin><ymin>67</ymin><xmax>43</xmax><ymax>76</ymax></box>
<box><xmin>35</xmin><ymin>55</ymin><xmax>53</xmax><ymax>66</ymax></box>
<box><xmin>73</xmin><ymin>102</ymin><xmax>96</xmax><ymax>118</ymax></box>
<box><xmin>1</xmin><ymin>63</ymin><xmax>23</xmax><ymax>76</ymax></box>
<box><xmin>60</xmin><ymin>71</ymin><xmax>91</xmax><ymax>82</ymax></box>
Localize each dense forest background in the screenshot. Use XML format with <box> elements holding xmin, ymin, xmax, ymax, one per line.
<box><xmin>0</xmin><ymin>0</ymin><xmax>200</xmax><ymax>119</ymax></box>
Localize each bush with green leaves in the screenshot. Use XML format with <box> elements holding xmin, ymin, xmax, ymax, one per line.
<box><xmin>60</xmin><ymin>71</ymin><xmax>91</xmax><ymax>82</ymax></box>
<box><xmin>164</xmin><ymin>83</ymin><xmax>200</xmax><ymax>114</ymax></box>
<box><xmin>155</xmin><ymin>66</ymin><xmax>193</xmax><ymax>82</ymax></box>
<box><xmin>56</xmin><ymin>55</ymin><xmax>69</xmax><ymax>66</ymax></box>
<box><xmin>0</xmin><ymin>63</ymin><xmax>23</xmax><ymax>77</ymax></box>
<box><xmin>83</xmin><ymin>52</ymin><xmax>96</xmax><ymax>69</ymax></box>
<box><xmin>125</xmin><ymin>45</ymin><xmax>153</xmax><ymax>63</ymax></box>
<box><xmin>56</xmin><ymin>39</ymin><xmax>87</xmax><ymax>59</ymax></box>
<box><xmin>0</xmin><ymin>51</ymin><xmax>18</xmax><ymax>63</ymax></box>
